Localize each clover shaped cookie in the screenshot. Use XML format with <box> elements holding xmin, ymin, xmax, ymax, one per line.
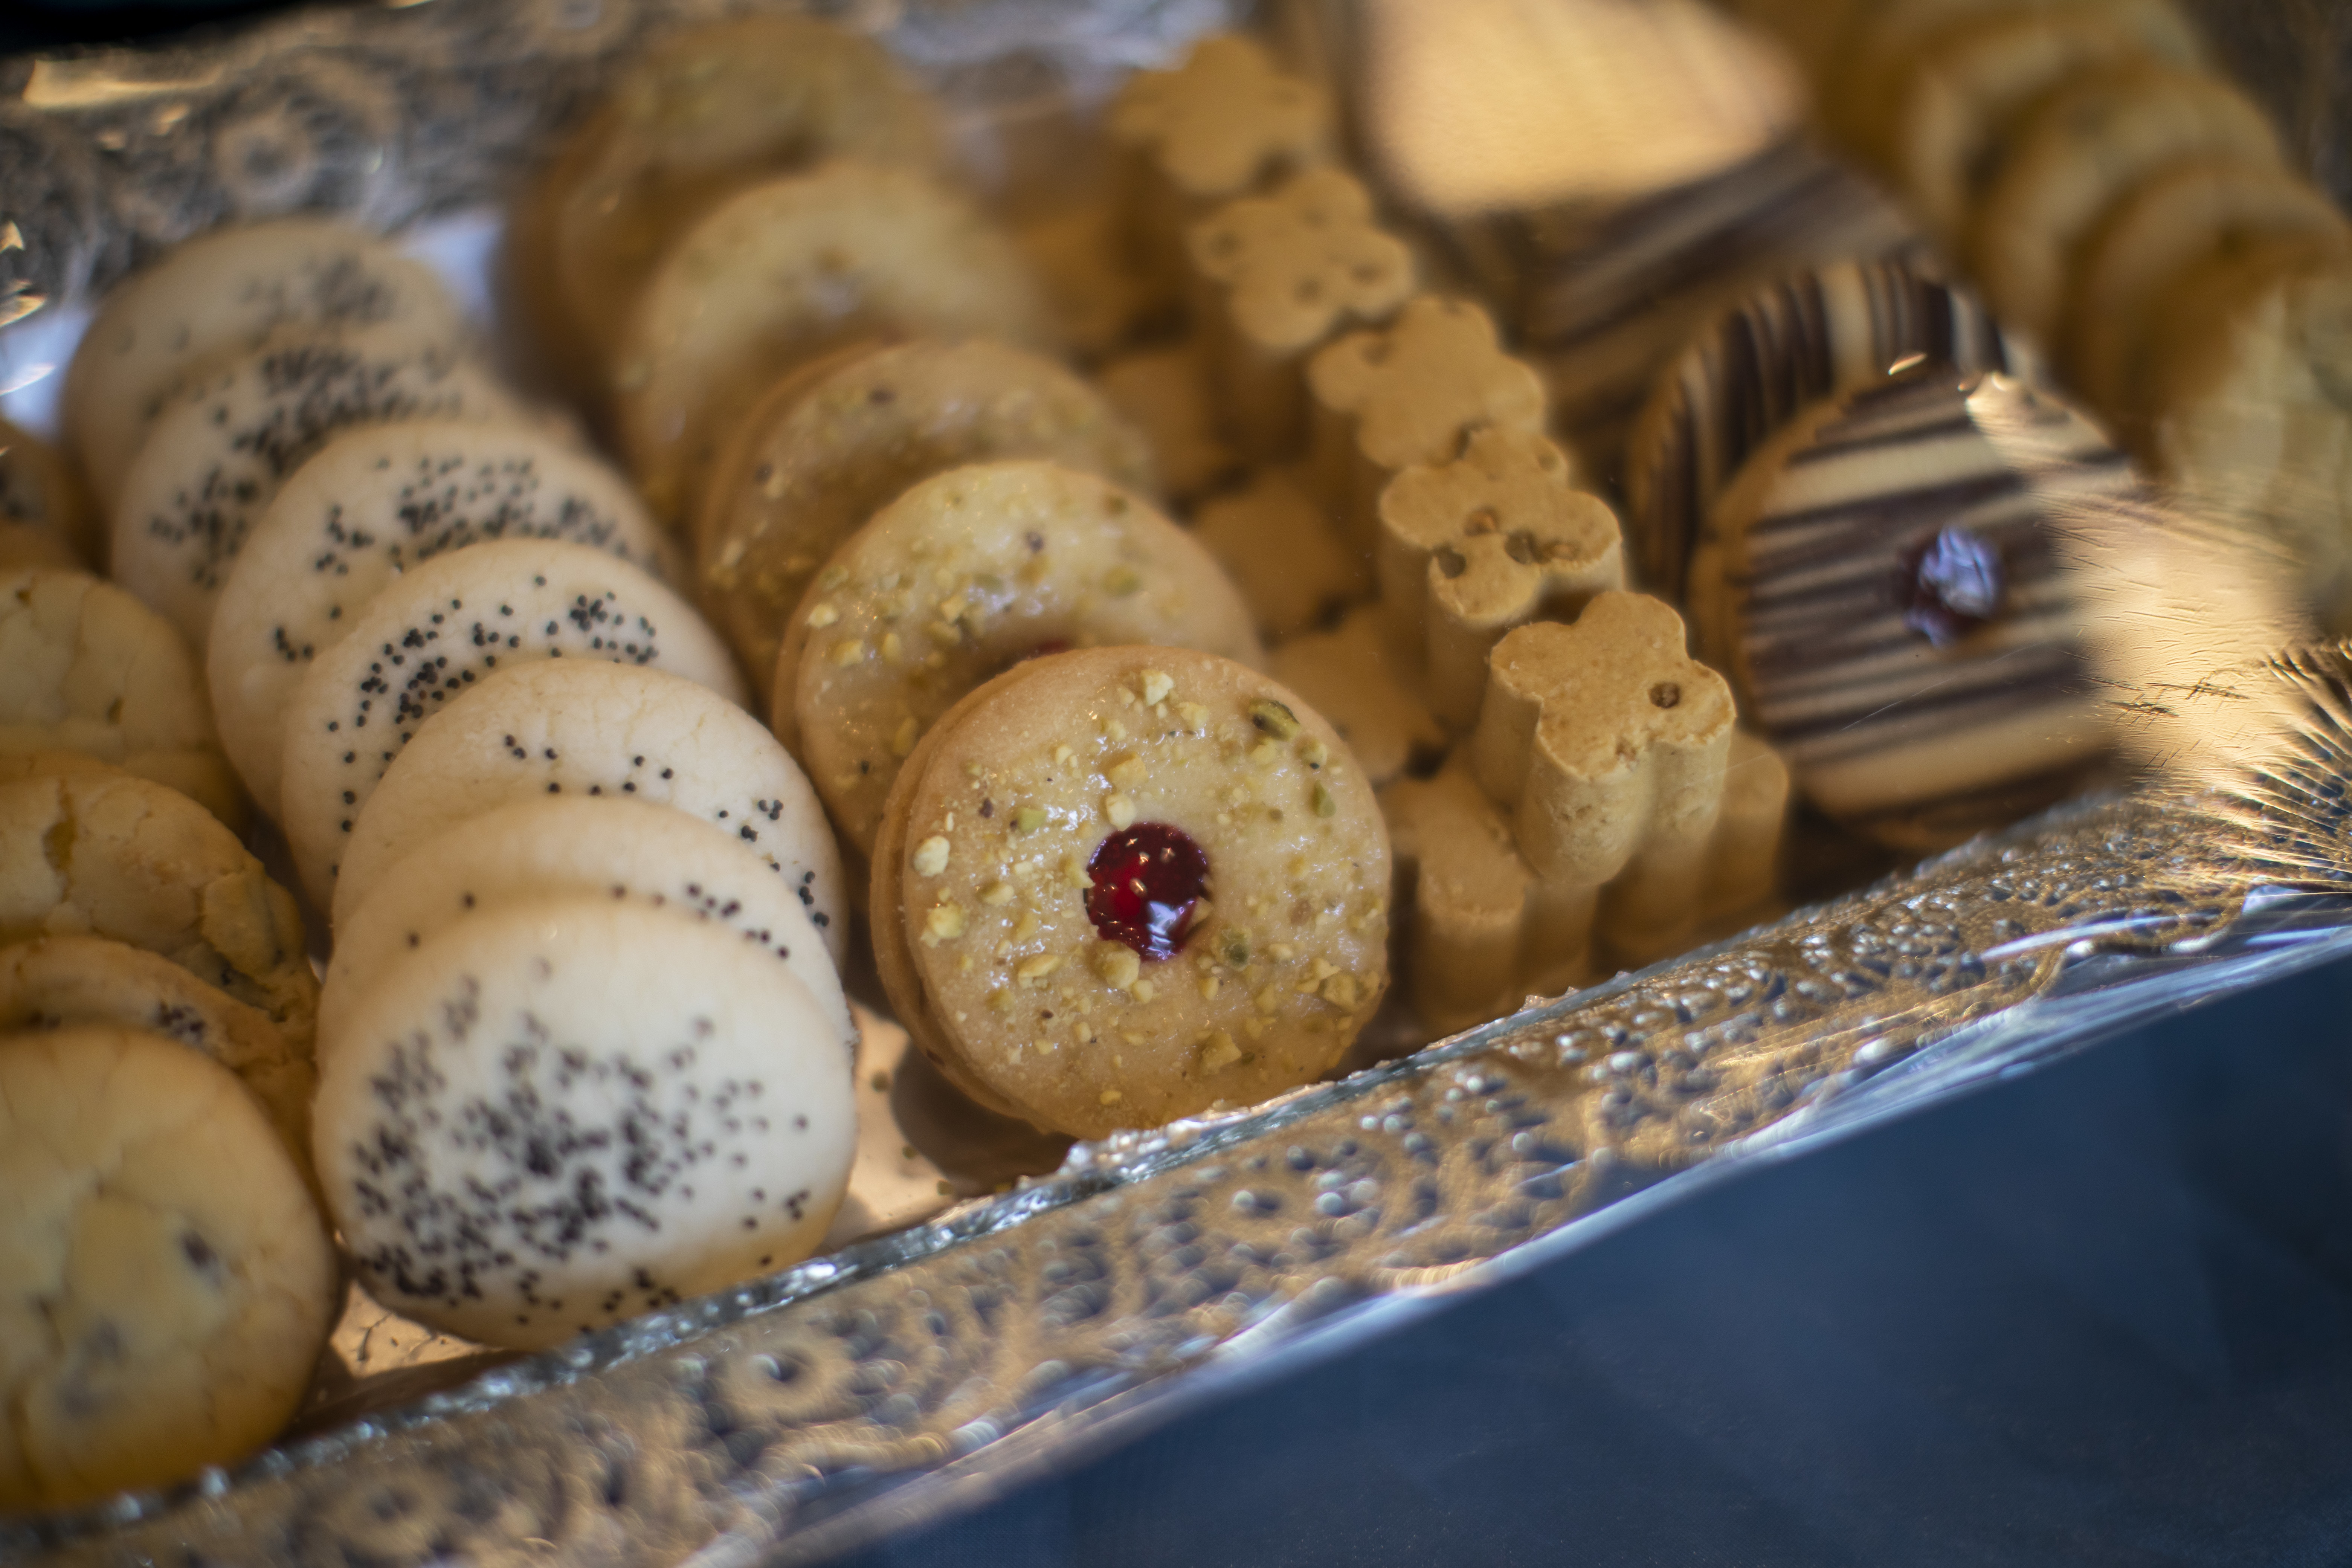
<box><xmin>1307</xmin><ymin>295</ymin><xmax>1549</xmax><ymax>548</ymax></box>
<box><xmin>1110</xmin><ymin>34</ymin><xmax>1332</xmax><ymax>298</ymax></box>
<box><xmin>1186</xmin><ymin>166</ymin><xmax>1417</xmax><ymax>458</ymax></box>
<box><xmin>1375</xmin><ymin>427</ymin><xmax>1623</xmax><ymax>730</ymax></box>
<box><xmin>1470</xmin><ymin>592</ymin><xmax>1732</xmax><ymax>952</ymax></box>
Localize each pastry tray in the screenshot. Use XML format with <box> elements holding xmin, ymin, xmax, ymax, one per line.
<box><xmin>3</xmin><ymin>0</ymin><xmax>2349</xmax><ymax>1562</ymax></box>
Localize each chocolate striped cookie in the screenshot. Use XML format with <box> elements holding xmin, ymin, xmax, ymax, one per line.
<box><xmin>1625</xmin><ymin>253</ymin><xmax>2035</xmax><ymax>599</ymax></box>
<box><xmin>1698</xmin><ymin>368</ymin><xmax>2126</xmax><ymax>846</ymax></box>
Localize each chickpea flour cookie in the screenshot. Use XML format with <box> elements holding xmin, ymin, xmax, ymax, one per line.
<box><xmin>0</xmin><ymin>768</ymin><xmax>317</xmax><ymax>1037</ymax></box>
<box><xmin>333</xmin><ymin>659</ymin><xmax>842</xmax><ymax>956</ymax></box>
<box><xmin>1109</xmin><ymin>33</ymin><xmax>1333</xmax><ymax>305</ymax></box>
<box><xmin>613</xmin><ymin>162</ymin><xmax>1055</xmax><ymax>525</ymax></box>
<box><xmin>1013</xmin><ymin>203</ymin><xmax>1163</xmax><ymax>362</ymax></box>
<box><xmin>1624</xmin><ymin>253</ymin><xmax>2032</xmax><ymax>599</ymax></box>
<box><xmin>0</xmin><ymin>417</ymin><xmax>97</xmax><ymax>565</ymax></box>
<box><xmin>1877</xmin><ymin>7</ymin><xmax>2172</xmax><ymax>247</ymax></box>
<box><xmin>1184</xmin><ymin>166</ymin><xmax>1417</xmax><ymax>460</ymax></box>
<box><xmin>1094</xmin><ymin>344</ymin><xmax>1242</xmax><ymax>504</ymax></box>
<box><xmin>1190</xmin><ymin>464</ymin><xmax>1372</xmax><ymax>641</ymax></box>
<box><xmin>1306</xmin><ymin>295</ymin><xmax>1548</xmax><ymax>549</ymax></box>
<box><xmin>0</xmin><ymin>935</ymin><xmax>314</xmax><ymax>1179</ymax></box>
<box><xmin>538</xmin><ymin>14</ymin><xmax>943</xmax><ymax>379</ymax></box>
<box><xmin>0</xmin><ymin>566</ymin><xmax>244</xmax><ymax>827</ymax></box>
<box><xmin>210</xmin><ymin>420</ymin><xmax>675</xmax><ymax>817</ymax></box>
<box><xmin>279</xmin><ymin>536</ymin><xmax>745</xmax><ymax>910</ymax></box>
<box><xmin>1698</xmin><ymin>369</ymin><xmax>2121</xmax><ymax>844</ymax></box>
<box><xmin>1470</xmin><ymin>592</ymin><xmax>1734</xmax><ymax>957</ymax></box>
<box><xmin>0</xmin><ymin>1027</ymin><xmax>336</xmax><ymax>1513</ymax></box>
<box><xmin>313</xmin><ymin>897</ymin><xmax>855</xmax><ymax>1350</ymax></box>
<box><xmin>109</xmin><ymin>325</ymin><xmax>522</xmax><ymax>646</ymax></box>
<box><xmin>319</xmin><ymin>795</ymin><xmax>850</xmax><ymax>1059</ymax></box>
<box><xmin>1702</xmin><ymin>728</ymin><xmax>1791</xmax><ymax>927</ymax></box>
<box><xmin>780</xmin><ymin>460</ymin><xmax>1260</xmax><ymax>862</ymax></box>
<box><xmin>63</xmin><ymin>218</ymin><xmax>466</xmax><ymax>515</ymax></box>
<box><xmin>879</xmin><ymin>646</ymin><xmax>1389</xmax><ymax>1139</ymax></box>
<box><xmin>696</xmin><ymin>338</ymin><xmax>1156</xmax><ymax>704</ymax></box>
<box><xmin>1968</xmin><ymin>60</ymin><xmax>2282</xmax><ymax>349</ymax></box>
<box><xmin>1375</xmin><ymin>427</ymin><xmax>1623</xmax><ymax>730</ymax></box>
<box><xmin>2064</xmin><ymin>156</ymin><xmax>2351</xmax><ymax>419</ymax></box>
<box><xmin>1267</xmin><ymin>606</ymin><xmax>1445</xmax><ymax>789</ymax></box>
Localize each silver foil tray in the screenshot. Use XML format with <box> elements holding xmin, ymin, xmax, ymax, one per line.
<box><xmin>4</xmin><ymin>0</ymin><xmax>2350</xmax><ymax>1561</ymax></box>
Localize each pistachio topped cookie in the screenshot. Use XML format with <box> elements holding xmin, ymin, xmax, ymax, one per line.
<box><xmin>874</xmin><ymin>645</ymin><xmax>1389</xmax><ymax>1139</ymax></box>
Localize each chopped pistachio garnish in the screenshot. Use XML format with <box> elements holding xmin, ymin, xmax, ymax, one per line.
<box><xmin>1248</xmin><ymin>699</ymin><xmax>1300</xmax><ymax>739</ymax></box>
<box><xmin>1016</xmin><ymin>953</ymin><xmax>1064</xmax><ymax>982</ymax></box>
<box><xmin>1012</xmin><ymin>805</ymin><xmax>1048</xmax><ymax>834</ymax></box>
<box><xmin>1139</xmin><ymin>670</ymin><xmax>1174</xmax><ymax>705</ymax></box>
<box><xmin>1093</xmin><ymin>944</ymin><xmax>1142</xmax><ymax>989</ymax></box>
<box><xmin>912</xmin><ymin>835</ymin><xmax>951</xmax><ymax>876</ymax></box>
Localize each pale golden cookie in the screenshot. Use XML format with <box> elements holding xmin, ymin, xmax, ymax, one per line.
<box><xmin>1375</xmin><ymin>427</ymin><xmax>1622</xmax><ymax>730</ymax></box>
<box><xmin>0</xmin><ymin>1027</ymin><xmax>335</xmax><ymax>1513</ymax></box>
<box><xmin>543</xmin><ymin>14</ymin><xmax>943</xmax><ymax>379</ymax></box>
<box><xmin>1109</xmin><ymin>33</ymin><xmax>1332</xmax><ymax>303</ymax></box>
<box><xmin>1184</xmin><ymin>166</ymin><xmax>1416</xmax><ymax>458</ymax></box>
<box><xmin>1306</xmin><ymin>295</ymin><xmax>1548</xmax><ymax>549</ymax></box>
<box><xmin>0</xmin><ymin>524</ymin><xmax>79</xmax><ymax>572</ymax></box>
<box><xmin>0</xmin><ymin>934</ymin><xmax>313</xmax><ymax>1181</ymax></box>
<box><xmin>1969</xmin><ymin>60</ymin><xmax>2282</xmax><ymax>350</ymax></box>
<box><xmin>882</xmin><ymin>646</ymin><xmax>1388</xmax><ymax>1138</ymax></box>
<box><xmin>0</xmin><ymin>417</ymin><xmax>96</xmax><ymax>566</ymax></box>
<box><xmin>0</xmin><ymin>769</ymin><xmax>315</xmax><ymax>1037</ymax></box>
<box><xmin>1267</xmin><ymin>605</ymin><xmax>1445</xmax><ymax>789</ymax></box>
<box><xmin>614</xmin><ymin>162</ymin><xmax>1055</xmax><ymax>525</ymax></box>
<box><xmin>696</xmin><ymin>338</ymin><xmax>1155</xmax><ymax>705</ymax></box>
<box><xmin>1095</xmin><ymin>342</ymin><xmax>1243</xmax><ymax>504</ymax></box>
<box><xmin>781</xmin><ymin>459</ymin><xmax>1259</xmax><ymax>863</ymax></box>
<box><xmin>2065</xmin><ymin>155</ymin><xmax>2350</xmax><ymax>418</ymax></box>
<box><xmin>1189</xmin><ymin>464</ymin><xmax>1371</xmax><ymax>641</ymax></box>
<box><xmin>1703</xmin><ymin>728</ymin><xmax>1790</xmax><ymax>925</ymax></box>
<box><xmin>0</xmin><ymin>567</ymin><xmax>243</xmax><ymax>829</ymax></box>
<box><xmin>1013</xmin><ymin>202</ymin><xmax>1164</xmax><ymax>362</ymax></box>
<box><xmin>1470</xmin><ymin>592</ymin><xmax>1733</xmax><ymax>953</ymax></box>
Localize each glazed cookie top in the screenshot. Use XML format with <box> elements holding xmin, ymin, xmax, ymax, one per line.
<box><xmin>891</xmin><ymin>645</ymin><xmax>1389</xmax><ymax>1138</ymax></box>
<box><xmin>697</xmin><ymin>338</ymin><xmax>1157</xmax><ymax>704</ymax></box>
<box><xmin>1185</xmin><ymin>166</ymin><xmax>1416</xmax><ymax>354</ymax></box>
<box><xmin>783</xmin><ymin>459</ymin><xmax>1261</xmax><ymax>858</ymax></box>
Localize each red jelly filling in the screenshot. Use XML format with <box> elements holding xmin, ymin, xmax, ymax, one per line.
<box><xmin>1085</xmin><ymin>823</ymin><xmax>1208</xmax><ymax>961</ymax></box>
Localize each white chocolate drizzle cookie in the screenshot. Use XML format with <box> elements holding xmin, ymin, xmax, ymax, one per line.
<box><xmin>313</xmin><ymin>897</ymin><xmax>854</xmax><ymax>1350</ymax></box>
<box><xmin>614</xmin><ymin>162</ymin><xmax>1055</xmax><ymax>524</ymax></box>
<box><xmin>1471</xmin><ymin>592</ymin><xmax>1734</xmax><ymax>953</ymax></box>
<box><xmin>1306</xmin><ymin>295</ymin><xmax>1548</xmax><ymax>548</ymax></box>
<box><xmin>319</xmin><ymin>795</ymin><xmax>851</xmax><ymax>1059</ymax></box>
<box><xmin>1624</xmin><ymin>253</ymin><xmax>2034</xmax><ymax>599</ymax></box>
<box><xmin>333</xmin><ymin>659</ymin><xmax>841</xmax><ymax>956</ymax></box>
<box><xmin>1190</xmin><ymin>464</ymin><xmax>1372</xmax><ymax>641</ymax></box>
<box><xmin>0</xmin><ymin>1027</ymin><xmax>336</xmax><ymax>1513</ymax></box>
<box><xmin>0</xmin><ymin>767</ymin><xmax>316</xmax><ymax>1038</ymax></box>
<box><xmin>875</xmin><ymin>646</ymin><xmax>1388</xmax><ymax>1138</ymax></box>
<box><xmin>109</xmin><ymin>325</ymin><xmax>520</xmax><ymax>645</ymax></box>
<box><xmin>278</xmin><ymin>536</ymin><xmax>744</xmax><ymax>910</ymax></box>
<box><xmin>63</xmin><ymin>218</ymin><xmax>465</xmax><ymax>515</ymax></box>
<box><xmin>0</xmin><ymin>566</ymin><xmax>244</xmax><ymax>828</ymax></box>
<box><xmin>780</xmin><ymin>459</ymin><xmax>1259</xmax><ymax>862</ymax></box>
<box><xmin>1184</xmin><ymin>166</ymin><xmax>1416</xmax><ymax>458</ymax></box>
<box><xmin>696</xmin><ymin>339</ymin><xmax>1155</xmax><ymax>705</ymax></box>
<box><xmin>1375</xmin><ymin>427</ymin><xmax>1623</xmax><ymax>730</ymax></box>
<box><xmin>1699</xmin><ymin>369</ymin><xmax>2123</xmax><ymax>841</ymax></box>
<box><xmin>210</xmin><ymin>419</ymin><xmax>675</xmax><ymax>817</ymax></box>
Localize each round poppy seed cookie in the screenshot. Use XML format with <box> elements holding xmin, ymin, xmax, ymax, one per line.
<box><xmin>0</xmin><ymin>566</ymin><xmax>244</xmax><ymax>827</ymax></box>
<box><xmin>0</xmin><ymin>934</ymin><xmax>314</xmax><ymax>1179</ymax></box>
<box><xmin>695</xmin><ymin>337</ymin><xmax>1157</xmax><ymax>702</ymax></box>
<box><xmin>209</xmin><ymin>419</ymin><xmax>676</xmax><ymax>817</ymax></box>
<box><xmin>613</xmin><ymin>162</ymin><xmax>1056</xmax><ymax>524</ymax></box>
<box><xmin>313</xmin><ymin>896</ymin><xmax>855</xmax><ymax>1350</ymax></box>
<box><xmin>110</xmin><ymin>324</ymin><xmax>522</xmax><ymax>646</ymax></box>
<box><xmin>332</xmin><ymin>659</ymin><xmax>842</xmax><ymax>956</ymax></box>
<box><xmin>0</xmin><ymin>768</ymin><xmax>316</xmax><ymax>1037</ymax></box>
<box><xmin>63</xmin><ymin>217</ymin><xmax>466</xmax><ymax>516</ymax></box>
<box><xmin>320</xmin><ymin>794</ymin><xmax>850</xmax><ymax>1058</ymax></box>
<box><xmin>781</xmin><ymin>459</ymin><xmax>1260</xmax><ymax>863</ymax></box>
<box><xmin>882</xmin><ymin>645</ymin><xmax>1389</xmax><ymax>1139</ymax></box>
<box><xmin>0</xmin><ymin>1027</ymin><xmax>337</xmax><ymax>1513</ymax></box>
<box><xmin>546</xmin><ymin>13</ymin><xmax>944</xmax><ymax>377</ymax></box>
<box><xmin>278</xmin><ymin>536</ymin><xmax>744</xmax><ymax>911</ymax></box>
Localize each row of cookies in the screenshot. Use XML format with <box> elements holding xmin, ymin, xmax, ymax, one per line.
<box><xmin>1729</xmin><ymin>0</ymin><xmax>2352</xmax><ymax>626</ymax></box>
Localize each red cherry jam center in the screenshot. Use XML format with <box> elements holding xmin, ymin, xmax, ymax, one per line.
<box><xmin>1085</xmin><ymin>823</ymin><xmax>1209</xmax><ymax>961</ymax></box>
<box><xmin>1901</xmin><ymin>525</ymin><xmax>2005</xmax><ymax>646</ymax></box>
